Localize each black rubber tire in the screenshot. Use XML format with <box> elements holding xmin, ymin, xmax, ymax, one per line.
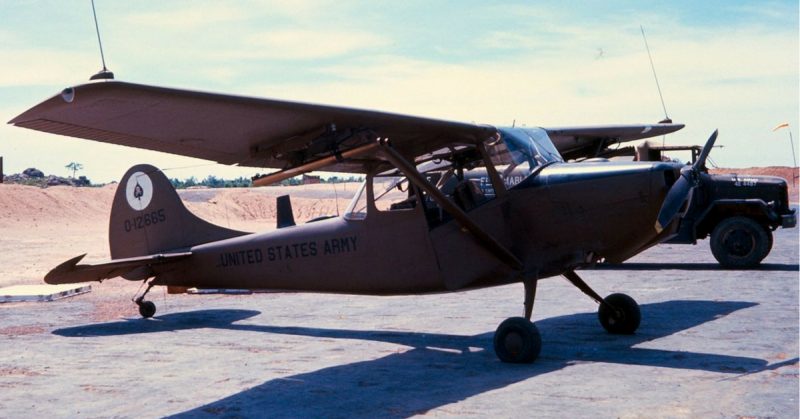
<box><xmin>138</xmin><ymin>300</ymin><xmax>156</xmax><ymax>318</ymax></box>
<box><xmin>766</xmin><ymin>228</ymin><xmax>774</xmax><ymax>254</ymax></box>
<box><xmin>598</xmin><ymin>293</ymin><xmax>640</xmax><ymax>334</ymax></box>
<box><xmin>710</xmin><ymin>216</ymin><xmax>771</xmax><ymax>268</ymax></box>
<box><xmin>493</xmin><ymin>317</ymin><xmax>542</xmax><ymax>364</ymax></box>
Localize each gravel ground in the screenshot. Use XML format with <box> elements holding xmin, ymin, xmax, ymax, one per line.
<box><xmin>0</xmin><ymin>228</ymin><xmax>797</xmax><ymax>418</ymax></box>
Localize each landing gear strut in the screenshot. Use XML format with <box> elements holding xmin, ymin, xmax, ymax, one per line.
<box><xmin>493</xmin><ymin>270</ymin><xmax>641</xmax><ymax>364</ymax></box>
<box><xmin>493</xmin><ymin>278</ymin><xmax>542</xmax><ymax>364</ymax></box>
<box><xmin>563</xmin><ymin>270</ymin><xmax>640</xmax><ymax>334</ymax></box>
<box><xmin>133</xmin><ymin>281</ymin><xmax>157</xmax><ymax>318</ymax></box>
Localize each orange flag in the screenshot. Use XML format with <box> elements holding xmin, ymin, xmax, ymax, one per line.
<box><xmin>772</xmin><ymin>122</ymin><xmax>790</xmax><ymax>131</ymax></box>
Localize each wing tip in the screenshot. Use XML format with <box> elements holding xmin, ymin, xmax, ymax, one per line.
<box><xmin>8</xmin><ymin>113</ymin><xmax>26</xmax><ymax>125</ymax></box>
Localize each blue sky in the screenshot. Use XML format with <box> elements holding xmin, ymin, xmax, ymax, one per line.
<box><xmin>1</xmin><ymin>0</ymin><xmax>797</xmax><ymax>182</ymax></box>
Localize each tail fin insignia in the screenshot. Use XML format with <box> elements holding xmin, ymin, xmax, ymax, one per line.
<box><xmin>126</xmin><ymin>171</ymin><xmax>153</xmax><ymax>210</ymax></box>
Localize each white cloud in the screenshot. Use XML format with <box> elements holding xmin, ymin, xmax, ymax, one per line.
<box><xmin>124</xmin><ymin>5</ymin><xmax>246</xmax><ymax>30</ymax></box>
<box><xmin>728</xmin><ymin>2</ymin><xmax>799</xmax><ymax>21</ymax></box>
<box><xmin>0</xmin><ymin>49</ymin><xmax>97</xmax><ymax>87</ymax></box>
<box><xmin>239</xmin><ymin>29</ymin><xmax>388</xmax><ymax>60</ymax></box>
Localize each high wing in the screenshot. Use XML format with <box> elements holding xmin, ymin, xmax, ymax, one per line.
<box><xmin>546</xmin><ymin>123</ymin><xmax>684</xmax><ymax>161</ymax></box>
<box><xmin>9</xmin><ymin>80</ymin><xmax>495</xmax><ymax>174</ymax></box>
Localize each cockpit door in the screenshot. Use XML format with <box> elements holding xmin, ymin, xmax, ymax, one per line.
<box><xmin>422</xmin><ymin>140</ymin><xmax>518</xmax><ymax>290</ymax></box>
<box><xmin>346</xmin><ymin>174</ymin><xmax>443</xmax><ymax>291</ymax></box>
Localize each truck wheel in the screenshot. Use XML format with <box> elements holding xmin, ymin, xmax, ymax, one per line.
<box><xmin>710</xmin><ymin>216</ymin><xmax>771</xmax><ymax>268</ymax></box>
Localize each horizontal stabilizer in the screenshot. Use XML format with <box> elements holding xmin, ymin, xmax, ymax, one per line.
<box><xmin>44</xmin><ymin>252</ymin><xmax>192</xmax><ymax>285</ymax></box>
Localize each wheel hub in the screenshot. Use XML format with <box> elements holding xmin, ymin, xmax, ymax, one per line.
<box><xmin>607</xmin><ymin>309</ymin><xmax>624</xmax><ymax>326</ymax></box>
<box><xmin>504</xmin><ymin>331</ymin><xmax>524</xmax><ymax>356</ymax></box>
<box><xmin>724</xmin><ymin>229</ymin><xmax>754</xmax><ymax>256</ymax></box>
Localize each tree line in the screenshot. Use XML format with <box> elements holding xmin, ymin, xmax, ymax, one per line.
<box><xmin>169</xmin><ymin>175</ymin><xmax>363</xmax><ymax>189</ymax></box>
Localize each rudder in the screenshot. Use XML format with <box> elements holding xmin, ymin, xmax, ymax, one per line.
<box><xmin>109</xmin><ymin>164</ymin><xmax>247</xmax><ymax>259</ymax></box>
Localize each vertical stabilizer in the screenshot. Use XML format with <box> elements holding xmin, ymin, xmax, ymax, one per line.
<box><xmin>109</xmin><ymin>164</ymin><xmax>247</xmax><ymax>259</ymax></box>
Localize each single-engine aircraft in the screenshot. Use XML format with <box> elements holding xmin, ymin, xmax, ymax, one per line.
<box><xmin>10</xmin><ymin>80</ymin><xmax>706</xmax><ymax>363</ymax></box>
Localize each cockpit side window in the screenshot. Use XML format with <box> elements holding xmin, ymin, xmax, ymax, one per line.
<box><xmin>372</xmin><ymin>176</ymin><xmax>418</xmax><ymax>212</ymax></box>
<box><xmin>344</xmin><ymin>178</ymin><xmax>370</xmax><ymax>220</ymax></box>
<box><xmin>344</xmin><ymin>172</ymin><xmax>423</xmax><ymax>221</ymax></box>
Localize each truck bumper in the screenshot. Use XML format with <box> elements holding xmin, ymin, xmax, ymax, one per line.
<box><xmin>781</xmin><ymin>210</ymin><xmax>797</xmax><ymax>228</ymax></box>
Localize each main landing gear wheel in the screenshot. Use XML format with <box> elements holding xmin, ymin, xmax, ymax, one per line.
<box><xmin>563</xmin><ymin>271</ymin><xmax>641</xmax><ymax>335</ymax></box>
<box><xmin>493</xmin><ymin>317</ymin><xmax>542</xmax><ymax>364</ymax></box>
<box><xmin>137</xmin><ymin>300</ymin><xmax>156</xmax><ymax>318</ymax></box>
<box><xmin>598</xmin><ymin>293</ymin><xmax>640</xmax><ymax>334</ymax></box>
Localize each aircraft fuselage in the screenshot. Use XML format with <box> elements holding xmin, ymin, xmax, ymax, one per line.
<box><xmin>155</xmin><ymin>161</ymin><xmax>680</xmax><ymax>294</ymax></box>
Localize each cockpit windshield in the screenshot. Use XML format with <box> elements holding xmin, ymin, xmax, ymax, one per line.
<box><xmin>487</xmin><ymin>127</ymin><xmax>563</xmax><ymax>179</ymax></box>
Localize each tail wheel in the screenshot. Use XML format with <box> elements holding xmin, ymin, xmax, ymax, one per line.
<box><xmin>493</xmin><ymin>317</ymin><xmax>542</xmax><ymax>363</ymax></box>
<box><xmin>710</xmin><ymin>216</ymin><xmax>771</xmax><ymax>268</ymax></box>
<box><xmin>598</xmin><ymin>293</ymin><xmax>640</xmax><ymax>334</ymax></box>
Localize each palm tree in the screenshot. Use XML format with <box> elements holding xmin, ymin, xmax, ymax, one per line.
<box><xmin>65</xmin><ymin>162</ymin><xmax>83</xmax><ymax>178</ymax></box>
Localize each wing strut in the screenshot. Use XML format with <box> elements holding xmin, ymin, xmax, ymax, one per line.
<box><xmin>377</xmin><ymin>140</ymin><xmax>523</xmax><ymax>271</ymax></box>
<box><xmin>253</xmin><ymin>142</ymin><xmax>380</xmax><ymax>187</ymax></box>
<box><xmin>477</xmin><ymin>141</ymin><xmax>508</xmax><ymax>199</ymax></box>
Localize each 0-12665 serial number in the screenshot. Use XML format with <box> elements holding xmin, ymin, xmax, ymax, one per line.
<box><xmin>124</xmin><ymin>209</ymin><xmax>166</xmax><ymax>232</ymax></box>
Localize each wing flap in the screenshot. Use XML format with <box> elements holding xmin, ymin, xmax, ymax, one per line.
<box><xmin>44</xmin><ymin>252</ymin><xmax>192</xmax><ymax>285</ymax></box>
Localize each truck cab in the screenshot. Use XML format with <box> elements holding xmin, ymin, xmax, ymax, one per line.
<box><xmin>638</xmin><ymin>143</ymin><xmax>797</xmax><ymax>268</ymax></box>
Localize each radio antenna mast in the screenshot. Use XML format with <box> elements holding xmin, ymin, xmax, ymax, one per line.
<box><xmin>90</xmin><ymin>0</ymin><xmax>114</xmax><ymax>80</ymax></box>
<box><xmin>640</xmin><ymin>25</ymin><xmax>668</xmax><ymax>123</ymax></box>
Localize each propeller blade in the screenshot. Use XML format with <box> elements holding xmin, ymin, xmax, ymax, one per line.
<box><xmin>655</xmin><ymin>129</ymin><xmax>719</xmax><ymax>233</ymax></box>
<box><xmin>655</xmin><ymin>172</ymin><xmax>691</xmax><ymax>233</ymax></box>
<box><xmin>693</xmin><ymin>129</ymin><xmax>718</xmax><ymax>170</ymax></box>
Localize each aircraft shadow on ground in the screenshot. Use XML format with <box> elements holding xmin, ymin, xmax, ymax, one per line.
<box><xmin>54</xmin><ymin>300</ymin><xmax>791</xmax><ymax>418</ymax></box>
<box><xmin>593</xmin><ymin>262</ymin><xmax>799</xmax><ymax>271</ymax></box>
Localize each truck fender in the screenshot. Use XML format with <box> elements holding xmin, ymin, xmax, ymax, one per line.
<box><xmin>694</xmin><ymin>199</ymin><xmax>778</xmax><ymax>239</ymax></box>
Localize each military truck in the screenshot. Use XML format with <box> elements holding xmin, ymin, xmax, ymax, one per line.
<box><xmin>640</xmin><ymin>144</ymin><xmax>797</xmax><ymax>268</ymax></box>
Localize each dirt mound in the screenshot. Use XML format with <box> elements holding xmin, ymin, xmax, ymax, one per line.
<box><xmin>0</xmin><ymin>184</ymin><xmax>116</xmax><ymax>287</ymax></box>
<box><xmin>181</xmin><ymin>183</ymin><xmax>358</xmax><ymax>231</ymax></box>
<box><xmin>0</xmin><ymin>182</ymin><xmax>358</xmax><ymax>230</ymax></box>
<box><xmin>0</xmin><ymin>184</ymin><xmax>116</xmax><ymax>228</ymax></box>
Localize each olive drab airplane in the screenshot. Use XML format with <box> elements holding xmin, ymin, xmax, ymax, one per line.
<box><xmin>10</xmin><ymin>80</ymin><xmax>706</xmax><ymax>364</ymax></box>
